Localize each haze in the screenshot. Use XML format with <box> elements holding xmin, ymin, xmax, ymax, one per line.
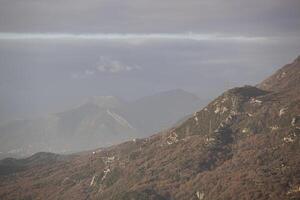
<box><xmin>0</xmin><ymin>0</ymin><xmax>300</xmax><ymax>122</ymax></box>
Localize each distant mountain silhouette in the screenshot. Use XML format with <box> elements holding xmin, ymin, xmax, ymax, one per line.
<box><xmin>0</xmin><ymin>90</ymin><xmax>203</xmax><ymax>158</ymax></box>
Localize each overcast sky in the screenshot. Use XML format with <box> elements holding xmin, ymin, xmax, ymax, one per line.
<box><xmin>0</xmin><ymin>0</ymin><xmax>300</xmax><ymax>122</ymax></box>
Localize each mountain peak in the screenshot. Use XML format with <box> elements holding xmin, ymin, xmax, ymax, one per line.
<box><xmin>226</xmin><ymin>85</ymin><xmax>268</xmax><ymax>98</ymax></box>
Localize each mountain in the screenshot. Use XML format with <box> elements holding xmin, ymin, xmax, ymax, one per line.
<box><xmin>0</xmin><ymin>56</ymin><xmax>299</xmax><ymax>200</ymax></box>
<box><xmin>117</xmin><ymin>89</ymin><xmax>205</xmax><ymax>135</ymax></box>
<box><xmin>0</xmin><ymin>96</ymin><xmax>135</xmax><ymax>159</ymax></box>
<box><xmin>0</xmin><ymin>90</ymin><xmax>203</xmax><ymax>159</ymax></box>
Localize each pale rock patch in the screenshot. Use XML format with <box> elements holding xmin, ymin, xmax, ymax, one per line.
<box><xmin>196</xmin><ymin>191</ymin><xmax>205</xmax><ymax>200</ymax></box>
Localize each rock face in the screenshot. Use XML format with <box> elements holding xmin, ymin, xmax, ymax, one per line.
<box><xmin>0</xmin><ymin>56</ymin><xmax>300</xmax><ymax>200</ymax></box>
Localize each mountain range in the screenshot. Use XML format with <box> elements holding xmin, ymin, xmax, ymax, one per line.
<box><xmin>0</xmin><ymin>89</ymin><xmax>204</xmax><ymax>159</ymax></box>
<box><xmin>0</xmin><ymin>56</ymin><xmax>299</xmax><ymax>200</ymax></box>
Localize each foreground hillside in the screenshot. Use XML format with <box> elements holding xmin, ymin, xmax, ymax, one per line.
<box><xmin>0</xmin><ymin>56</ymin><xmax>299</xmax><ymax>200</ymax></box>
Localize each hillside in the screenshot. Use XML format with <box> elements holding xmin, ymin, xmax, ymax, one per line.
<box><xmin>0</xmin><ymin>56</ymin><xmax>299</xmax><ymax>200</ymax></box>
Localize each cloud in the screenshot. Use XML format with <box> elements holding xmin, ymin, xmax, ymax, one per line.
<box><xmin>71</xmin><ymin>57</ymin><xmax>139</xmax><ymax>79</ymax></box>
<box><xmin>0</xmin><ymin>0</ymin><xmax>299</xmax><ymax>37</ymax></box>
<box><xmin>85</xmin><ymin>69</ymin><xmax>94</xmax><ymax>75</ymax></box>
<box><xmin>97</xmin><ymin>56</ymin><xmax>140</xmax><ymax>73</ymax></box>
<box><xmin>199</xmin><ymin>58</ymin><xmax>245</xmax><ymax>65</ymax></box>
<box><xmin>71</xmin><ymin>69</ymin><xmax>95</xmax><ymax>79</ymax></box>
<box><xmin>0</xmin><ymin>33</ymin><xmax>269</xmax><ymax>43</ymax></box>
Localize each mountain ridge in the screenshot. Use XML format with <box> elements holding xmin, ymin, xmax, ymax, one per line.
<box><xmin>0</xmin><ymin>89</ymin><xmax>203</xmax><ymax>159</ymax></box>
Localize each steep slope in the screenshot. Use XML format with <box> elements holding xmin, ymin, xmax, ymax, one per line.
<box><xmin>0</xmin><ymin>56</ymin><xmax>299</xmax><ymax>200</ymax></box>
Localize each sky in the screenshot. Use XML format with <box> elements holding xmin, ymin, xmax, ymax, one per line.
<box><xmin>0</xmin><ymin>0</ymin><xmax>300</xmax><ymax>122</ymax></box>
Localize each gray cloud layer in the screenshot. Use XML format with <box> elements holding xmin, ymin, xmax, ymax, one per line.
<box><xmin>0</xmin><ymin>0</ymin><xmax>300</xmax><ymax>36</ymax></box>
<box><xmin>0</xmin><ymin>0</ymin><xmax>299</xmax><ymax>122</ymax></box>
